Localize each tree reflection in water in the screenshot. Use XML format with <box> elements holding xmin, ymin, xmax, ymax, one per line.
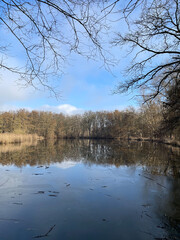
<box><xmin>0</xmin><ymin>140</ymin><xmax>179</xmax><ymax>239</ymax></box>
<box><xmin>0</xmin><ymin>140</ymin><xmax>179</xmax><ymax>175</ymax></box>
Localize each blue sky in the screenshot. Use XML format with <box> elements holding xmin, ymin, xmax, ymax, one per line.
<box><xmin>0</xmin><ymin>54</ymin><xmax>137</xmax><ymax>114</ymax></box>
<box><xmin>0</xmin><ymin>3</ymin><xmax>138</xmax><ymax>115</ymax></box>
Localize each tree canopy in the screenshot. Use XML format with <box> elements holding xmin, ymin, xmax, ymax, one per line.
<box><xmin>113</xmin><ymin>0</ymin><xmax>180</xmax><ymax>101</ymax></box>
<box><xmin>0</xmin><ymin>0</ymin><xmax>111</xmax><ymax>94</ymax></box>
<box><xmin>0</xmin><ymin>0</ymin><xmax>179</xmax><ymax>102</ymax></box>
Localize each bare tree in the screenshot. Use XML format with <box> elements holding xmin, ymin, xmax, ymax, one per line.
<box><xmin>0</xmin><ymin>0</ymin><xmax>113</xmax><ymax>96</ymax></box>
<box><xmin>113</xmin><ymin>0</ymin><xmax>180</xmax><ymax>101</ymax></box>
<box><xmin>1</xmin><ymin>0</ymin><xmax>179</xmax><ymax>101</ymax></box>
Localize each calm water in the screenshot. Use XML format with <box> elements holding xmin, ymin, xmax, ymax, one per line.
<box><xmin>0</xmin><ymin>140</ymin><xmax>179</xmax><ymax>240</ymax></box>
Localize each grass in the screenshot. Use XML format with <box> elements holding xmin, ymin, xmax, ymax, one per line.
<box><xmin>0</xmin><ymin>133</ymin><xmax>42</xmax><ymax>144</ymax></box>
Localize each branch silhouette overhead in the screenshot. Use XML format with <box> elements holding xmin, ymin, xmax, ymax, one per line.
<box><xmin>0</xmin><ymin>0</ymin><xmax>179</xmax><ymax>102</ymax></box>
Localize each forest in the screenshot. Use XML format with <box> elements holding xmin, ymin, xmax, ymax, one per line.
<box><xmin>0</xmin><ymin>0</ymin><xmax>179</xmax><ymax>146</ymax></box>
<box><xmin>0</xmin><ymin>93</ymin><xmax>179</xmax><ymax>145</ymax></box>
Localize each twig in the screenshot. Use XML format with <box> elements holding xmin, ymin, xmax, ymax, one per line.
<box><xmin>33</xmin><ymin>224</ymin><xmax>56</xmax><ymax>238</ymax></box>
<box><xmin>0</xmin><ymin>218</ymin><xmax>20</xmax><ymax>223</ymax></box>
<box><xmin>156</xmin><ymin>183</ymin><xmax>167</xmax><ymax>189</ymax></box>
<box><xmin>139</xmin><ymin>174</ymin><xmax>154</xmax><ymax>181</ymax></box>
<box><xmin>0</xmin><ymin>178</ymin><xmax>9</xmax><ymax>187</ymax></box>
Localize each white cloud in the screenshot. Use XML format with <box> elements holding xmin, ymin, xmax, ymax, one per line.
<box><xmin>39</xmin><ymin>104</ymin><xmax>83</xmax><ymax>115</ymax></box>
<box><xmin>0</xmin><ymin>103</ymin><xmax>84</xmax><ymax>115</ymax></box>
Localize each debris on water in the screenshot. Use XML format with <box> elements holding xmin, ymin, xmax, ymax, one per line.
<box><xmin>27</xmin><ymin>228</ymin><xmax>34</xmax><ymax>231</ymax></box>
<box><xmin>33</xmin><ymin>224</ymin><xmax>56</xmax><ymax>238</ymax></box>
<box><xmin>142</xmin><ymin>204</ymin><xmax>151</xmax><ymax>207</ymax></box>
<box><xmin>0</xmin><ymin>178</ymin><xmax>9</xmax><ymax>187</ymax></box>
<box><xmin>0</xmin><ymin>218</ymin><xmax>20</xmax><ymax>223</ymax></box>
<box><xmin>48</xmin><ymin>194</ymin><xmax>57</xmax><ymax>197</ymax></box>
<box><xmin>13</xmin><ymin>202</ymin><xmax>23</xmax><ymax>205</ymax></box>
<box><xmin>105</xmin><ymin>194</ymin><xmax>112</xmax><ymax>197</ymax></box>
<box><xmin>101</xmin><ymin>186</ymin><xmax>107</xmax><ymax>188</ymax></box>
<box><xmin>89</xmin><ymin>188</ymin><xmax>94</xmax><ymax>191</ymax></box>
<box><xmin>48</xmin><ymin>191</ymin><xmax>59</xmax><ymax>194</ymax></box>
<box><xmin>45</xmin><ymin>166</ymin><xmax>49</xmax><ymax>169</ymax></box>
<box><xmin>145</xmin><ymin>213</ymin><xmax>152</xmax><ymax>218</ymax></box>
<box><xmin>157</xmin><ymin>225</ymin><xmax>165</xmax><ymax>229</ymax></box>
<box><xmin>34</xmin><ymin>191</ymin><xmax>45</xmax><ymax>194</ymax></box>
<box><xmin>139</xmin><ymin>174</ymin><xmax>167</xmax><ymax>189</ymax></box>
<box><xmin>156</xmin><ymin>182</ymin><xmax>167</xmax><ymax>189</ymax></box>
<box><xmin>139</xmin><ymin>174</ymin><xmax>154</xmax><ymax>181</ymax></box>
<box><xmin>33</xmin><ymin>173</ymin><xmax>44</xmax><ymax>176</ymax></box>
<box><xmin>102</xmin><ymin>218</ymin><xmax>106</xmax><ymax>221</ymax></box>
<box><xmin>37</xmin><ymin>166</ymin><xmax>43</xmax><ymax>168</ymax></box>
<box><xmin>66</xmin><ymin>184</ymin><xmax>70</xmax><ymax>187</ymax></box>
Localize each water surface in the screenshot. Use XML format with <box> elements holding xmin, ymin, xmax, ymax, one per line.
<box><xmin>0</xmin><ymin>140</ymin><xmax>179</xmax><ymax>240</ymax></box>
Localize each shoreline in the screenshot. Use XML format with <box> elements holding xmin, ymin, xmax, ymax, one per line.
<box><xmin>0</xmin><ymin>133</ymin><xmax>179</xmax><ymax>148</ymax></box>
<box><xmin>57</xmin><ymin>136</ymin><xmax>180</xmax><ymax>148</ymax></box>
<box><xmin>124</xmin><ymin>137</ymin><xmax>180</xmax><ymax>148</ymax></box>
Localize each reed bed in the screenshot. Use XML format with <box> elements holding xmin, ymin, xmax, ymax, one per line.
<box><xmin>0</xmin><ymin>133</ymin><xmax>42</xmax><ymax>144</ymax></box>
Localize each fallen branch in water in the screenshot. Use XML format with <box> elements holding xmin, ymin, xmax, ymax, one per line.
<box><xmin>0</xmin><ymin>218</ymin><xmax>20</xmax><ymax>223</ymax></box>
<box><xmin>139</xmin><ymin>174</ymin><xmax>167</xmax><ymax>189</ymax></box>
<box><xmin>0</xmin><ymin>178</ymin><xmax>9</xmax><ymax>187</ymax></box>
<box><xmin>139</xmin><ymin>174</ymin><xmax>154</xmax><ymax>181</ymax></box>
<box><xmin>33</xmin><ymin>224</ymin><xmax>56</xmax><ymax>238</ymax></box>
<box><xmin>156</xmin><ymin>182</ymin><xmax>166</xmax><ymax>189</ymax></box>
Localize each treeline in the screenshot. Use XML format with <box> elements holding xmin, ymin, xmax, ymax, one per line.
<box><xmin>0</xmin><ymin>101</ymin><xmax>179</xmax><ymax>142</ymax></box>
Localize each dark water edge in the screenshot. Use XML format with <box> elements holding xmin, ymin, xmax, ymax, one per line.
<box><xmin>52</xmin><ymin>136</ymin><xmax>180</xmax><ymax>148</ymax></box>
<box><xmin>0</xmin><ymin>139</ymin><xmax>179</xmax><ymax>240</ymax></box>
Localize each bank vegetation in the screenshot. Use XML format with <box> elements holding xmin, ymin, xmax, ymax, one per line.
<box><xmin>0</xmin><ymin>91</ymin><xmax>179</xmax><ymax>147</ymax></box>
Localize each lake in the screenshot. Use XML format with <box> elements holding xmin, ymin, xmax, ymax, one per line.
<box><xmin>0</xmin><ymin>140</ymin><xmax>179</xmax><ymax>240</ymax></box>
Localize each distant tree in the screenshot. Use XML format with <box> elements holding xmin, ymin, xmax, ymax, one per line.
<box><xmin>140</xmin><ymin>101</ymin><xmax>163</xmax><ymax>138</ymax></box>
<box><xmin>29</xmin><ymin>111</ymin><xmax>40</xmax><ymax>134</ymax></box>
<box><xmin>55</xmin><ymin>113</ymin><xmax>65</xmax><ymax>139</ymax></box>
<box><xmin>0</xmin><ymin>114</ymin><xmax>3</xmax><ymax>133</ymax></box>
<box><xmin>1</xmin><ymin>112</ymin><xmax>14</xmax><ymax>132</ymax></box>
<box><xmin>13</xmin><ymin>109</ymin><xmax>30</xmax><ymax>134</ymax></box>
<box><xmin>82</xmin><ymin>111</ymin><xmax>95</xmax><ymax>137</ymax></box>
